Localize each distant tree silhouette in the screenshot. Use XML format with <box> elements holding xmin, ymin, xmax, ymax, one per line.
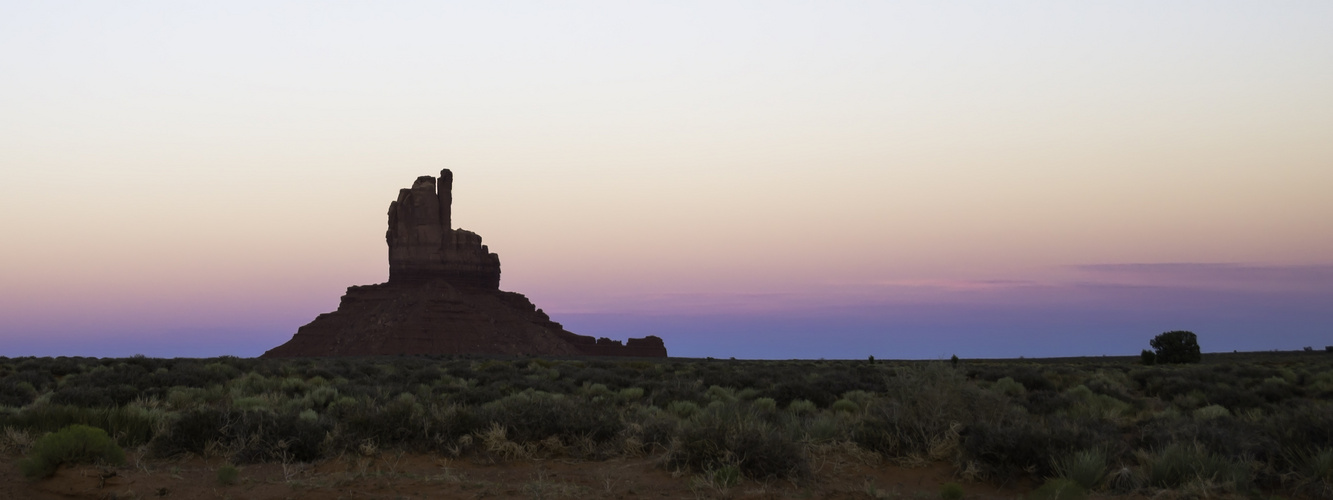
<box><xmin>1140</xmin><ymin>349</ymin><xmax>1156</xmax><ymax>365</ymax></box>
<box><xmin>1149</xmin><ymin>330</ymin><xmax>1201</xmax><ymax>364</ymax></box>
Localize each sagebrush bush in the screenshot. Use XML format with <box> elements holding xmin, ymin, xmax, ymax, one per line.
<box><xmin>963</xmin><ymin>413</ymin><xmax>1118</xmax><ymax>479</ymax></box>
<box><xmin>752</xmin><ymin>397</ymin><xmax>777</xmax><ymax>412</ymax></box>
<box><xmin>786</xmin><ymin>399</ymin><xmax>816</xmax><ymax>415</ymax></box>
<box><xmin>667</xmin><ymin>402</ymin><xmax>807</xmax><ymax>480</ymax></box>
<box><xmin>481</xmin><ymin>390</ymin><xmax>621</xmax><ymax>444</ymax></box>
<box><xmin>1192</xmin><ymin>404</ymin><xmax>1230</xmax><ymax>420</ymax></box>
<box><xmin>855</xmin><ymin>363</ymin><xmax>1003</xmax><ymax>460</ymax></box>
<box><xmin>19</xmin><ymin>424</ymin><xmax>125</xmax><ymax>479</ymax></box>
<box><xmin>991</xmin><ymin>377</ymin><xmax>1025</xmax><ymax>397</ymax></box>
<box><xmin>4</xmin><ymin>404</ymin><xmax>159</xmax><ymax>447</ymax></box>
<box><xmin>830</xmin><ymin>398</ymin><xmax>859</xmax><ymax>413</ymax></box>
<box><xmin>1053</xmin><ymin>449</ymin><xmax>1107</xmax><ymax>490</ymax></box>
<box><xmin>1138</xmin><ymin>443</ymin><xmax>1251</xmax><ymax>490</ymax></box>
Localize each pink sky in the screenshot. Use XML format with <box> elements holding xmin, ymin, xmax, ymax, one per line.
<box><xmin>2</xmin><ymin>2</ymin><xmax>1331</xmax><ymax>358</ymax></box>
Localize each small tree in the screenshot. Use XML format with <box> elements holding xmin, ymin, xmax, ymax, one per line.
<box><xmin>1149</xmin><ymin>330</ymin><xmax>1201</xmax><ymax>364</ymax></box>
<box><xmin>1140</xmin><ymin>349</ymin><xmax>1156</xmax><ymax>365</ymax></box>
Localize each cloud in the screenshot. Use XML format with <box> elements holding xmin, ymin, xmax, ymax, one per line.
<box><xmin>1071</xmin><ymin>263</ymin><xmax>1333</xmax><ymax>292</ymax></box>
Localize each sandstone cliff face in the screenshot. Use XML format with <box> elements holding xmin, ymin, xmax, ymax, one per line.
<box><xmin>263</xmin><ymin>170</ymin><xmax>667</xmax><ymax>358</ymax></box>
<box><xmin>386</xmin><ymin>173</ymin><xmax>501</xmax><ymax>288</ymax></box>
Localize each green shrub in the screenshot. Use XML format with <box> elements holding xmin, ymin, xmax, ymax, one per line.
<box><xmin>18</xmin><ymin>425</ymin><xmax>125</xmax><ymax>479</ymax></box>
<box><xmin>1064</xmin><ymin>385</ymin><xmax>1130</xmax><ymax>421</ymax></box>
<box><xmin>855</xmin><ymin>363</ymin><xmax>1003</xmax><ymax>460</ymax></box>
<box><xmin>1140</xmin><ymin>350</ymin><xmax>1155</xmax><ymax>365</ymax></box>
<box><xmin>940</xmin><ymin>481</ymin><xmax>964</xmax><ymax>500</ymax></box>
<box><xmin>704</xmin><ymin>385</ymin><xmax>736</xmax><ymax>403</ymax></box>
<box><xmin>786</xmin><ymin>399</ymin><xmax>816</xmax><ymax>415</ymax></box>
<box><xmin>667</xmin><ymin>403</ymin><xmax>807</xmax><ymax>479</ymax></box>
<box><xmin>962</xmin><ymin>414</ymin><xmax>1117</xmax><ymax>479</ymax></box>
<box><xmin>1052</xmin><ymin>449</ymin><xmax>1107</xmax><ymax>490</ymax></box>
<box><xmin>830</xmin><ymin>398</ymin><xmax>859</xmax><ymax>413</ymax></box>
<box><xmin>709</xmin><ymin>464</ymin><xmax>741</xmax><ymax>488</ymax></box>
<box><xmin>803</xmin><ymin>413</ymin><xmax>846</xmax><ymax>443</ymax></box>
<box><xmin>0</xmin><ymin>380</ymin><xmax>38</xmax><ymax>407</ymax></box>
<box><xmin>1285</xmin><ymin>447</ymin><xmax>1333</xmax><ymax>495</ymax></box>
<box><xmin>4</xmin><ymin>405</ymin><xmax>159</xmax><ymax>447</ymax></box>
<box><xmin>752</xmin><ymin>397</ymin><xmax>777</xmax><ymax>412</ymax></box>
<box><xmin>618</xmin><ymin>387</ymin><xmax>644</xmax><ymax>401</ymax></box>
<box><xmin>992</xmin><ymin>377</ymin><xmax>1026</xmax><ymax>397</ymax></box>
<box><xmin>1028</xmin><ymin>478</ymin><xmax>1087</xmax><ymax>500</ymax></box>
<box><xmin>481</xmin><ymin>391</ymin><xmax>621</xmax><ymax>444</ymax></box>
<box><xmin>666</xmin><ymin>400</ymin><xmax>700</xmax><ymax>419</ymax></box>
<box><xmin>1193</xmin><ymin>404</ymin><xmax>1230</xmax><ymax>420</ymax></box>
<box><xmin>1138</xmin><ymin>443</ymin><xmax>1250</xmax><ymax>490</ymax></box>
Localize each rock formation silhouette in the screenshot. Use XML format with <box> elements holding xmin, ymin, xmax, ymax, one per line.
<box><xmin>262</xmin><ymin>170</ymin><xmax>667</xmax><ymax>358</ymax></box>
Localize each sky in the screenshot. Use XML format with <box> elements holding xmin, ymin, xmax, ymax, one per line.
<box><xmin>2</xmin><ymin>1</ymin><xmax>1331</xmax><ymax>359</ymax></box>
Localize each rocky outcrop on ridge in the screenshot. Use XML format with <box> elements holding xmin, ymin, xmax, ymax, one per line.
<box><xmin>262</xmin><ymin>170</ymin><xmax>666</xmax><ymax>358</ymax></box>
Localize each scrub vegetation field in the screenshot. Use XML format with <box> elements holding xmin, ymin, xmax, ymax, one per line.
<box><xmin>1</xmin><ymin>350</ymin><xmax>1332</xmax><ymax>499</ymax></box>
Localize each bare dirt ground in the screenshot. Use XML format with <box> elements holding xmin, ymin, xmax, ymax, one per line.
<box><xmin>1</xmin><ymin>447</ymin><xmax>1041</xmax><ymax>500</ymax></box>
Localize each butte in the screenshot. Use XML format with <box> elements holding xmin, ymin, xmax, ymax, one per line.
<box><xmin>262</xmin><ymin>170</ymin><xmax>667</xmax><ymax>358</ymax></box>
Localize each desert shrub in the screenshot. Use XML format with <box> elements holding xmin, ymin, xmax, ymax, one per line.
<box><xmin>1083</xmin><ymin>371</ymin><xmax>1133</xmax><ymax>401</ymax></box>
<box><xmin>1029</xmin><ymin>478</ymin><xmax>1088</xmax><ymax>500</ymax></box>
<box><xmin>752</xmin><ymin>397</ymin><xmax>777</xmax><ymax>412</ymax></box>
<box><xmin>447</xmin><ymin>384</ymin><xmax>502</xmax><ymax>405</ymax></box>
<box><xmin>334</xmin><ymin>395</ymin><xmax>427</xmax><ymax>448</ymax></box>
<box><xmin>1137</xmin><ymin>413</ymin><xmax>1276</xmax><ymax>463</ymax></box>
<box><xmin>786</xmin><ymin>399</ymin><xmax>816</xmax><ymax>415</ymax></box>
<box><xmin>623</xmin><ymin>405</ymin><xmax>677</xmax><ymax>451</ymax></box>
<box><xmin>1063</xmin><ymin>385</ymin><xmax>1130</xmax><ymax>421</ymax></box>
<box><xmin>1003</xmin><ymin>365</ymin><xmax>1057</xmax><ymax>392</ymax></box>
<box><xmin>1267</xmin><ymin>400</ymin><xmax>1333</xmax><ymax>451</ymax></box>
<box><xmin>1052</xmin><ymin>449</ymin><xmax>1108</xmax><ymax>490</ymax></box>
<box><xmin>704</xmin><ymin>385</ymin><xmax>737</xmax><ymax>403</ymax></box>
<box><xmin>1284</xmin><ymin>447</ymin><xmax>1333</xmax><ymax>497</ymax></box>
<box><xmin>481</xmin><ymin>391</ymin><xmax>621</xmax><ymax>443</ymax></box>
<box><xmin>1193</xmin><ymin>404</ymin><xmax>1230</xmax><ymax>420</ymax></box>
<box><xmin>1256</xmin><ymin>376</ymin><xmax>1298</xmax><ymax>403</ymax></box>
<box><xmin>1021</xmin><ymin>389</ymin><xmax>1076</xmax><ymax>416</ymax></box>
<box><xmin>618</xmin><ymin>387</ymin><xmax>644</xmax><ymax>401</ymax></box>
<box><xmin>1137</xmin><ymin>443</ymin><xmax>1251</xmax><ymax>490</ymax></box>
<box><xmin>0</xmin><ymin>380</ymin><xmax>38</xmax><ymax>407</ymax></box>
<box><xmin>152</xmin><ymin>408</ymin><xmax>328</xmax><ymax>463</ymax></box>
<box><xmin>49</xmin><ymin>384</ymin><xmax>141</xmax><ymax>407</ymax></box>
<box><xmin>229</xmin><ymin>411</ymin><xmax>328</xmax><ymax>463</ymax></box>
<box><xmin>1149</xmin><ymin>331</ymin><xmax>1201</xmax><ymax>364</ymax></box>
<box><xmin>150</xmin><ymin>362</ymin><xmax>234</xmax><ymax>388</ymax></box>
<box><xmin>830</xmin><ymin>398</ymin><xmax>859</xmax><ymax>413</ymax></box>
<box><xmin>963</xmin><ymin>414</ymin><xmax>1118</xmax><ymax>479</ymax></box>
<box><xmin>668</xmin><ymin>402</ymin><xmax>807</xmax><ymax>479</ymax></box>
<box><xmin>855</xmin><ymin>363</ymin><xmax>1005</xmax><ymax>460</ymax></box>
<box><xmin>765</xmin><ymin>380</ymin><xmax>837</xmax><ymax>408</ymax></box>
<box><xmin>18</xmin><ymin>424</ymin><xmax>125</xmax><ymax>479</ymax></box>
<box><xmin>667</xmin><ymin>401</ymin><xmax>700</xmax><ymax>419</ymax></box>
<box><xmin>3</xmin><ymin>405</ymin><xmax>159</xmax><ymax>447</ymax></box>
<box><xmin>803</xmin><ymin>412</ymin><xmax>848</xmax><ymax>443</ymax></box>
<box><xmin>991</xmin><ymin>377</ymin><xmax>1026</xmax><ymax>397</ymax></box>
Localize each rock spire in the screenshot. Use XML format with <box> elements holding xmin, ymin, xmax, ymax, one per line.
<box><xmin>262</xmin><ymin>170</ymin><xmax>667</xmax><ymax>358</ymax></box>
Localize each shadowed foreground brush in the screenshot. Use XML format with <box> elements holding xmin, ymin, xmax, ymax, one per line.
<box><xmin>18</xmin><ymin>424</ymin><xmax>125</xmax><ymax>479</ymax></box>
